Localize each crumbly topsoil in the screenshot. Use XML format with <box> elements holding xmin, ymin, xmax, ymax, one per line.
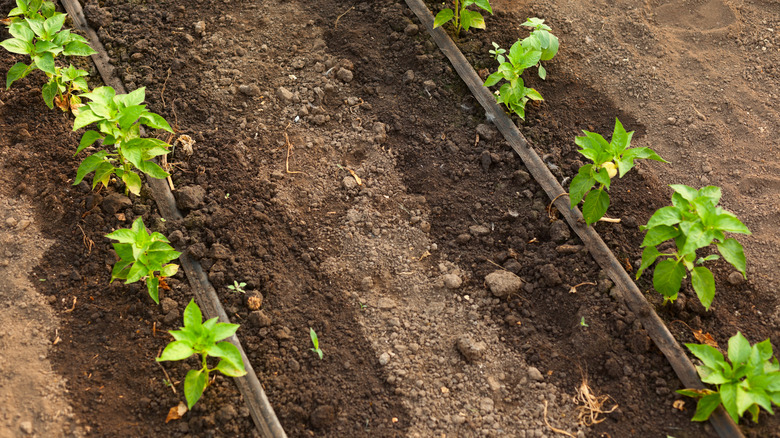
<box><xmin>0</xmin><ymin>0</ymin><xmax>777</xmax><ymax>437</ymax></box>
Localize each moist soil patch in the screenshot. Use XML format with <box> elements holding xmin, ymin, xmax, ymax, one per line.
<box><xmin>1</xmin><ymin>0</ymin><xmax>778</xmax><ymax>437</ymax></box>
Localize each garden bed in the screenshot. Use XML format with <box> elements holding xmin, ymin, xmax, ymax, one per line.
<box><xmin>1</xmin><ymin>0</ymin><xmax>778</xmax><ymax>437</ymax></box>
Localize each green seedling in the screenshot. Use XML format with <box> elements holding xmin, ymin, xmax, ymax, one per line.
<box><xmin>483</xmin><ymin>18</ymin><xmax>558</xmax><ymax>120</ymax></box>
<box><xmin>569</xmin><ymin>118</ymin><xmax>667</xmax><ymax>225</ymax></box>
<box><xmin>157</xmin><ymin>299</ymin><xmax>247</xmax><ymax>409</ymax></box>
<box><xmin>2</xmin><ymin>5</ymin><xmax>96</xmax><ymax>108</ymax></box>
<box><xmin>5</xmin><ymin>0</ymin><xmax>57</xmax><ymax>21</ymax></box>
<box><xmin>227</xmin><ymin>281</ymin><xmax>246</xmax><ymax>294</ymax></box>
<box><xmin>488</xmin><ymin>42</ymin><xmax>505</xmax><ymax>62</ymax></box>
<box><xmin>106</xmin><ymin>217</ymin><xmax>181</xmax><ymax>304</ymax></box>
<box><xmin>73</xmin><ymin>86</ymin><xmax>174</xmax><ymax>195</ymax></box>
<box><xmin>580</xmin><ymin>316</ymin><xmax>588</xmax><ymax>327</ymax></box>
<box><xmin>433</xmin><ymin>0</ymin><xmax>493</xmax><ymax>36</ymax></box>
<box><xmin>637</xmin><ymin>185</ymin><xmax>750</xmax><ymax>310</ymax></box>
<box><xmin>677</xmin><ymin>332</ymin><xmax>780</xmax><ymax>424</ymax></box>
<box><xmin>309</xmin><ymin>328</ymin><xmax>323</xmax><ymax>360</ymax></box>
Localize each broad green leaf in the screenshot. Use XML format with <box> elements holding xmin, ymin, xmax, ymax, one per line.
<box><xmin>184</xmin><ymin>369</ymin><xmax>208</xmax><ymax>409</ymax></box>
<box><xmin>611</xmin><ymin>118</ymin><xmax>632</xmax><ymax>154</ymax></box>
<box><xmin>728</xmin><ymin>332</ymin><xmax>752</xmax><ymax>366</ymax></box>
<box><xmin>32</xmin><ymin>52</ymin><xmax>55</xmax><ymax>74</ymax></box>
<box><xmin>9</xmin><ymin>22</ymin><xmax>35</xmax><ymax>42</ymax></box>
<box><xmin>699</xmin><ymin>186</ymin><xmax>722</xmax><ymax>205</ymax></box>
<box><xmin>697</xmin><ymin>254</ymin><xmax>720</xmax><ymax>264</ymax></box>
<box><xmin>569</xmin><ymin>167</ymin><xmax>595</xmax><ymax>208</ymax></box>
<box><xmin>106</xmin><ymin>229</ymin><xmax>136</xmax><ymax>244</ymax></box>
<box><xmin>212</xmin><ymin>324</ymin><xmax>240</xmax><ymax>343</ymax></box>
<box><xmin>73</xmin><ymin>108</ymin><xmax>104</xmax><ymax>130</ymax></box>
<box><xmin>433</xmin><ymin>8</ymin><xmax>454</xmax><ymax>28</ymax></box>
<box><xmin>43</xmin><ymin>12</ymin><xmax>66</xmax><ymax>37</ymax></box>
<box><xmin>720</xmin><ymin>383</ymin><xmax>739</xmax><ymax>423</ymax></box>
<box><xmin>680</xmin><ymin>222</ymin><xmax>712</xmax><ymax>256</ymax></box>
<box><xmin>484</xmin><ymin>71</ymin><xmax>503</xmax><ymax>87</ymax></box>
<box><xmin>110</xmin><ymin>260</ymin><xmax>132</xmax><ymax>281</ymax></box>
<box><xmin>92</xmin><ymin>162</ymin><xmax>115</xmax><ymax>189</ymax></box>
<box><xmin>652</xmin><ymin>259</ymin><xmax>685</xmax><ymax>299</ymax></box>
<box><xmin>593</xmin><ymin>166</ymin><xmax>611</xmax><ymax>189</ymax></box>
<box><xmin>525</xmin><ymin>88</ymin><xmax>543</xmax><ymax>101</ymax></box>
<box><xmin>157</xmin><ymin>340</ymin><xmax>194</xmax><ymax>361</ymax></box>
<box><xmin>473</xmin><ymin>0</ymin><xmax>492</xmax><ymax>13</ymax></box>
<box><xmin>697</xmin><ymin>365</ymin><xmax>730</xmax><ymax>385</ymax></box>
<box><xmin>112</xmin><ymin>242</ymin><xmax>134</xmax><ymax>261</ymax></box>
<box><xmin>27</xmin><ymin>17</ymin><xmax>45</xmax><ymax>37</ymax></box>
<box><xmin>73</xmin><ymin>150</ymin><xmax>108</xmax><ymax>184</ymax></box>
<box><xmin>0</xmin><ymin>37</ymin><xmax>33</xmax><ymax>54</ymax></box>
<box><xmin>687</xmin><ymin>343</ymin><xmax>725</xmax><ymax>369</ymax></box>
<box><xmin>691</xmin><ymin>393</ymin><xmax>722</xmax><ymax>422</ymax></box>
<box><xmin>140</xmin><ymin>112</ymin><xmax>174</xmax><ymax>132</ymax></box>
<box><xmin>146</xmin><ymin>276</ymin><xmax>160</xmax><ymax>304</ymax></box>
<box><xmin>646</xmin><ymin>206</ymin><xmax>683</xmax><ymax>228</ymax></box>
<box><xmin>538</xmin><ymin>32</ymin><xmax>559</xmax><ymax>60</ymax></box>
<box><xmin>40</xmin><ymin>0</ymin><xmax>55</xmax><ymax>18</ymax></box>
<box><xmin>42</xmin><ymin>80</ymin><xmax>57</xmax><ymax>109</ymax></box>
<box><xmin>126</xmin><ymin>260</ymin><xmax>148</xmax><ymax>284</ymax></box>
<box><xmin>537</xmin><ymin>64</ymin><xmax>546</xmax><ymax>80</ymax></box>
<box><xmin>75</xmin><ymin>130</ymin><xmax>103</xmax><ymax>155</ymax></box>
<box><xmin>713</xmin><ymin>214</ymin><xmax>751</xmax><ymax>234</ymax></box>
<box><xmin>118</xmin><ymin>105</ymin><xmax>146</xmax><ymax>131</ymax></box>
<box><xmin>582</xmin><ymin>188</ymin><xmax>609</xmax><ymax>225</ymax></box>
<box><xmin>137</xmin><ymin>161</ymin><xmax>169</xmax><ymax>179</ymax></box>
<box><xmin>122</xmin><ymin>171</ymin><xmax>142</xmax><ymax>196</ymax></box>
<box><xmin>716</xmin><ymin>238</ymin><xmax>747</xmax><ymax>277</ymax></box>
<box><xmin>670</xmin><ymin>184</ymin><xmax>699</xmax><ymax>202</ymax></box>
<box><xmin>183</xmin><ymin>299</ymin><xmax>203</xmax><ymax>328</ymax></box>
<box><xmin>216</xmin><ymin>357</ymin><xmax>248</xmax><ymax>377</ymax></box>
<box><xmin>160</xmin><ymin>263</ymin><xmax>179</xmax><ymax>278</ymax></box>
<box><xmin>461</xmin><ymin>10</ymin><xmax>485</xmax><ymax>30</ymax></box>
<box><xmin>641</xmin><ymin>224</ymin><xmax>679</xmax><ymax>247</ymax></box>
<box><xmin>6</xmin><ymin>62</ymin><xmax>32</xmax><ymax>89</ymax></box>
<box><xmin>636</xmin><ymin>246</ymin><xmax>662</xmax><ymax>279</ymax></box>
<box><xmin>81</xmin><ymin>86</ymin><xmax>116</xmax><ymax>107</ymax></box>
<box><xmin>691</xmin><ymin>266</ymin><xmax>715</xmax><ymax>310</ymax></box>
<box><xmin>63</xmin><ymin>40</ymin><xmax>96</xmax><ymax>57</ymax></box>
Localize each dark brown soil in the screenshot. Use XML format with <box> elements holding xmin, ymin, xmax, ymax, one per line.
<box><xmin>1</xmin><ymin>0</ymin><xmax>778</xmax><ymax>437</ymax></box>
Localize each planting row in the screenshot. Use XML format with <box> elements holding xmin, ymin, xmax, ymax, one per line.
<box><xmin>431</xmin><ymin>0</ymin><xmax>779</xmax><ymax>425</ymax></box>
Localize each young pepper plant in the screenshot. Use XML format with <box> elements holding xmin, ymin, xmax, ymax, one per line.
<box><xmin>677</xmin><ymin>332</ymin><xmax>780</xmax><ymax>424</ymax></box>
<box><xmin>569</xmin><ymin>118</ymin><xmax>667</xmax><ymax>225</ymax></box>
<box><xmin>433</xmin><ymin>0</ymin><xmax>493</xmax><ymax>36</ymax></box>
<box><xmin>73</xmin><ymin>86</ymin><xmax>174</xmax><ymax>195</ymax></box>
<box><xmin>1</xmin><ymin>8</ymin><xmax>95</xmax><ymax>108</ymax></box>
<box><xmin>483</xmin><ymin>18</ymin><xmax>558</xmax><ymax>120</ymax></box>
<box><xmin>636</xmin><ymin>185</ymin><xmax>750</xmax><ymax>310</ymax></box>
<box><xmin>157</xmin><ymin>299</ymin><xmax>248</xmax><ymax>409</ymax></box>
<box><xmin>106</xmin><ymin>217</ymin><xmax>181</xmax><ymax>304</ymax></box>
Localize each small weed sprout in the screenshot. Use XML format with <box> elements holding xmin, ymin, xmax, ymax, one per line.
<box><xmin>227</xmin><ymin>281</ymin><xmax>246</xmax><ymax>294</ymax></box>
<box><xmin>580</xmin><ymin>316</ymin><xmax>588</xmax><ymax>327</ymax></box>
<box><xmin>677</xmin><ymin>332</ymin><xmax>780</xmax><ymax>424</ymax></box>
<box><xmin>157</xmin><ymin>299</ymin><xmax>247</xmax><ymax>409</ymax></box>
<box><xmin>309</xmin><ymin>328</ymin><xmax>323</xmax><ymax>360</ymax></box>
<box><xmin>433</xmin><ymin>0</ymin><xmax>493</xmax><ymax>36</ymax></box>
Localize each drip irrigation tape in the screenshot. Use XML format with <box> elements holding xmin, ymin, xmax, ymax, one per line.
<box><xmin>403</xmin><ymin>1</ymin><xmax>744</xmax><ymax>437</ymax></box>
<box><xmin>60</xmin><ymin>1</ymin><xmax>287</xmax><ymax>436</ymax></box>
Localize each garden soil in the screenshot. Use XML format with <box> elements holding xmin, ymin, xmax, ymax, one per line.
<box><xmin>0</xmin><ymin>0</ymin><xmax>777</xmax><ymax>437</ymax></box>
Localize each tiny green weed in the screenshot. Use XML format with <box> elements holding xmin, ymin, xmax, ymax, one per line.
<box><xmin>309</xmin><ymin>328</ymin><xmax>323</xmax><ymax>360</ymax></box>
<box><xmin>227</xmin><ymin>281</ymin><xmax>246</xmax><ymax>294</ymax></box>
